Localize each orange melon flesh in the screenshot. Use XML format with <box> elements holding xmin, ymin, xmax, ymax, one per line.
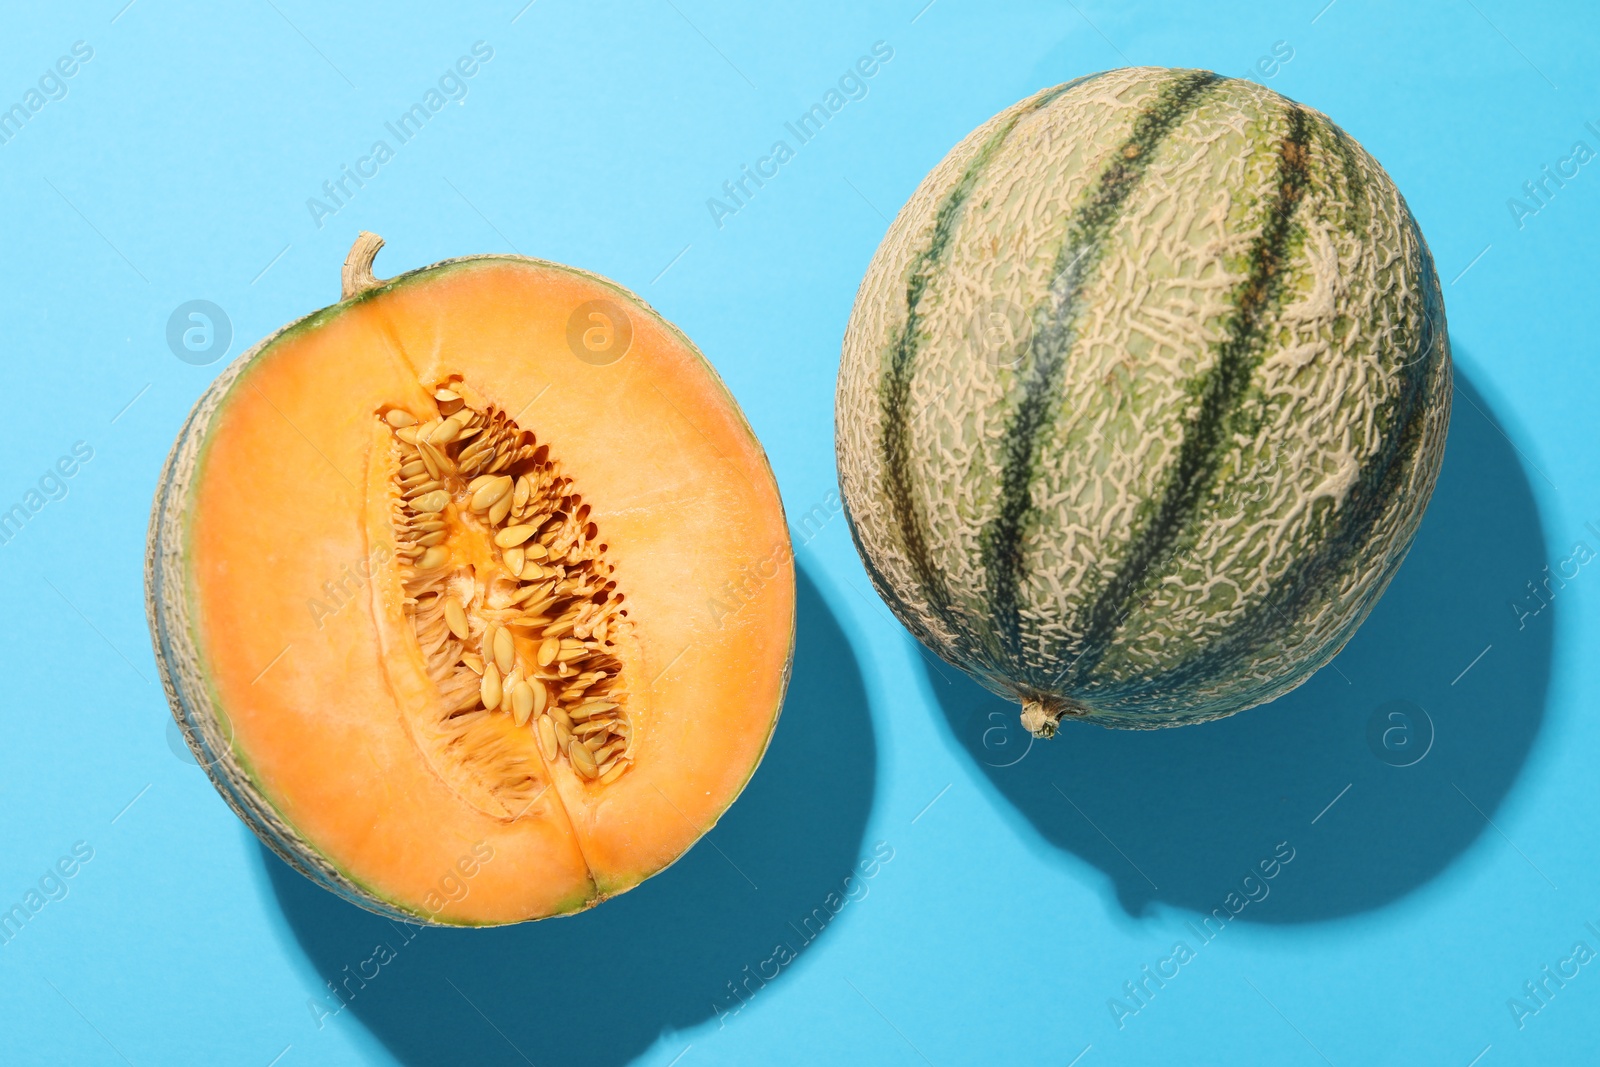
<box><xmin>182</xmin><ymin>256</ymin><xmax>793</xmax><ymax>924</ymax></box>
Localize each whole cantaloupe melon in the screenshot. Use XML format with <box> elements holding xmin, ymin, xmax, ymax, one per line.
<box><xmin>836</xmin><ymin>68</ymin><xmax>1450</xmax><ymax>737</ymax></box>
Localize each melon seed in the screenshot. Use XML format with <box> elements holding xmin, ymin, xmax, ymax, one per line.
<box><xmin>537</xmin><ymin>715</ymin><xmax>558</xmax><ymax>761</ymax></box>
<box><xmin>414</xmin><ymin>490</ymin><xmax>450</xmax><ymax>514</ymax></box>
<box><xmin>471</xmin><ymin>476</ymin><xmax>513</xmax><ymax>512</ymax></box>
<box><xmin>537</xmin><ymin>637</ymin><xmax>559</xmax><ymax>666</ymax></box>
<box><xmin>422</xmin><ymin>441</ymin><xmax>456</xmax><ymax>477</ymax></box>
<box><xmin>480</xmin><ymin>663</ymin><xmax>502</xmax><ymax>711</ymax></box>
<box><xmin>418</xmin><ymin>546</ymin><xmax>449</xmax><ymax>569</ymax></box>
<box><xmin>511</xmin><ymin>681</ymin><xmax>535</xmax><ymax>725</ymax></box>
<box><xmin>444</xmin><ymin>597</ymin><xmax>468</xmax><ymax>640</ymax></box>
<box><xmin>568</xmin><ymin>740</ymin><xmax>599</xmax><ymax>778</ymax></box>
<box><xmin>416</xmin><ymin>444</ymin><xmax>441</xmax><ymax>480</ymax></box>
<box><xmin>385</xmin><ymin>409</ymin><xmax>417</xmax><ymax>428</ymax></box>
<box><xmin>431</xmin><ymin>416</ymin><xmax>464</xmax><ymax>445</ymax></box>
<box><xmin>570</xmin><ymin>701</ymin><xmax>615</xmax><ymax>721</ymax></box>
<box><xmin>493</xmin><ymin>628</ymin><xmax>516</xmax><ymax>674</ymax></box>
<box><xmin>495</xmin><ymin>525</ymin><xmax>536</xmax><ymax>548</ymax></box>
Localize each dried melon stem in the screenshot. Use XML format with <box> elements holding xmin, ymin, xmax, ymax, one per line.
<box><xmin>383</xmin><ymin>379</ymin><xmax>636</xmax><ymax>798</ymax></box>
<box><xmin>342</xmin><ymin>230</ymin><xmax>388</xmax><ymax>299</ymax></box>
<box><xmin>1020</xmin><ymin>696</ymin><xmax>1083</xmax><ymax>739</ymax></box>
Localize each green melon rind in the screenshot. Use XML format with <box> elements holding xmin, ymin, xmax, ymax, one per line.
<box><xmin>143</xmin><ymin>302</ymin><xmax>418</xmax><ymax>920</ymax></box>
<box><xmin>981</xmin><ymin>70</ymin><xmax>1228</xmax><ymax>675</ymax></box>
<box><xmin>146</xmin><ymin>251</ymin><xmax>793</xmax><ymax>924</ymax></box>
<box><xmin>835</xmin><ymin>68</ymin><xmax>1450</xmax><ymax>730</ymax></box>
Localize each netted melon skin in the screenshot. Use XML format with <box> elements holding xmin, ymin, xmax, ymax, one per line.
<box><xmin>836</xmin><ymin>68</ymin><xmax>1450</xmax><ymax>729</ymax></box>
<box><xmin>143</xmin><ymin>306</ymin><xmax>420</xmax><ymax>919</ymax></box>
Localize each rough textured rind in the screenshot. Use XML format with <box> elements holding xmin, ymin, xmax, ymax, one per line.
<box><xmin>836</xmin><ymin>68</ymin><xmax>1451</xmax><ymax>730</ymax></box>
<box><xmin>143</xmin><ymin>305</ymin><xmax>409</xmax><ymax>919</ymax></box>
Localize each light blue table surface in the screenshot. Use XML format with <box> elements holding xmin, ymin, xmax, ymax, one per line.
<box><xmin>1</xmin><ymin>1</ymin><xmax>1596</xmax><ymax>1063</ymax></box>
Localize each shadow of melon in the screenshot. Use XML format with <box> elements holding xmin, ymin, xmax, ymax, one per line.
<box><xmin>923</xmin><ymin>359</ymin><xmax>1553</xmax><ymax>923</ymax></box>
<box><xmin>260</xmin><ymin>563</ymin><xmax>875</xmax><ymax>1065</ymax></box>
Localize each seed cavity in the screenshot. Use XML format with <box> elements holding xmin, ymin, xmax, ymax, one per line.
<box><xmin>384</xmin><ymin>381</ymin><xmax>635</xmax><ymax>794</ymax></box>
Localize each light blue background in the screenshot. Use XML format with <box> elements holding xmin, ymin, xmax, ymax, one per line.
<box><xmin>1</xmin><ymin>1</ymin><xmax>1596</xmax><ymax>1063</ymax></box>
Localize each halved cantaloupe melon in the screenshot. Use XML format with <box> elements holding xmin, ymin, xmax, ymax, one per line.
<box><xmin>147</xmin><ymin>234</ymin><xmax>794</xmax><ymax>925</ymax></box>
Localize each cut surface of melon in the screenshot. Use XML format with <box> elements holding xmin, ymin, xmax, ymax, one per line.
<box><xmin>153</xmin><ymin>240</ymin><xmax>793</xmax><ymax>924</ymax></box>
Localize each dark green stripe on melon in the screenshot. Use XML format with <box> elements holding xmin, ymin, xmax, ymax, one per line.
<box><xmin>1061</xmin><ymin>104</ymin><xmax>1315</xmax><ymax>688</ymax></box>
<box><xmin>982</xmin><ymin>69</ymin><xmax>1223</xmax><ymax>665</ymax></box>
<box><xmin>1129</xmin><ymin>216</ymin><xmax>1449</xmax><ymax>701</ymax></box>
<box><xmin>876</xmin><ymin>75</ymin><xmax>1099</xmax><ymax>650</ymax></box>
<box><xmin>1329</xmin><ymin>124</ymin><xmax>1371</xmax><ymax>235</ymax></box>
